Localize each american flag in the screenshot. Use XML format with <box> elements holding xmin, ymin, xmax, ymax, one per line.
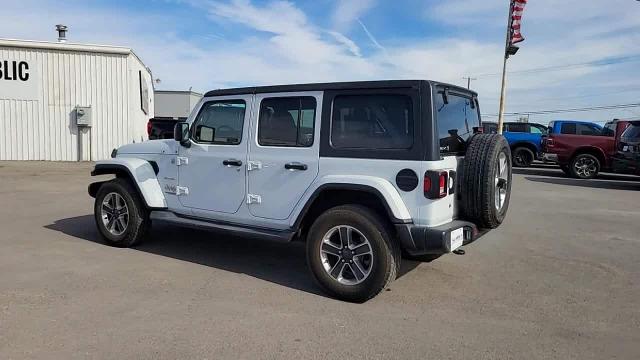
<box><xmin>510</xmin><ymin>0</ymin><xmax>527</xmax><ymax>44</ymax></box>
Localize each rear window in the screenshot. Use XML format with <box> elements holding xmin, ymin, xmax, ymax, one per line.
<box><xmin>602</xmin><ymin>122</ymin><xmax>616</xmax><ymax>137</ymax></box>
<box><xmin>622</xmin><ymin>122</ymin><xmax>640</xmax><ymax>139</ymax></box>
<box><xmin>435</xmin><ymin>92</ymin><xmax>480</xmax><ymax>154</ymax></box>
<box><xmin>330</xmin><ymin>94</ymin><xmax>413</xmax><ymax>149</ymax></box>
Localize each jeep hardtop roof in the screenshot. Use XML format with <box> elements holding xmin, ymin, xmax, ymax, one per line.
<box><xmin>203</xmin><ymin>80</ymin><xmax>476</xmax><ymax>97</ymax></box>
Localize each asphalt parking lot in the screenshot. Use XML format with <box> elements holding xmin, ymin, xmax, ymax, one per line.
<box><xmin>1</xmin><ymin>161</ymin><xmax>639</xmax><ymax>359</ymax></box>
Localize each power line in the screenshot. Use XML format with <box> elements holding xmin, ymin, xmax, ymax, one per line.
<box><xmin>474</xmin><ymin>55</ymin><xmax>640</xmax><ymax>78</ymax></box>
<box><xmin>482</xmin><ymin>102</ymin><xmax>640</xmax><ymax>117</ymax></box>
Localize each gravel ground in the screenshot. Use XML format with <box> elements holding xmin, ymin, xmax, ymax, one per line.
<box><xmin>1</xmin><ymin>161</ymin><xmax>639</xmax><ymax>359</ymax></box>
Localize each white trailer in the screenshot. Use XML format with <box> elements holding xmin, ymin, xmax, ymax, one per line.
<box><xmin>0</xmin><ymin>38</ymin><xmax>154</xmax><ymax>161</ymax></box>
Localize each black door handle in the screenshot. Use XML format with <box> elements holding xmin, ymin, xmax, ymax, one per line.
<box><xmin>285</xmin><ymin>162</ymin><xmax>308</xmax><ymax>171</ymax></box>
<box><xmin>223</xmin><ymin>159</ymin><xmax>243</xmax><ymax>167</ymax></box>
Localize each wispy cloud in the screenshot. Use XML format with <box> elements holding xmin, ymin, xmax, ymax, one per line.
<box><xmin>332</xmin><ymin>0</ymin><xmax>377</xmax><ymax>31</ymax></box>
<box><xmin>357</xmin><ymin>19</ymin><xmax>385</xmax><ymax>52</ymax></box>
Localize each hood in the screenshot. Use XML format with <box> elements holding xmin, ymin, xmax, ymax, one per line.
<box><xmin>117</xmin><ymin>139</ymin><xmax>177</xmax><ymax>155</ymax></box>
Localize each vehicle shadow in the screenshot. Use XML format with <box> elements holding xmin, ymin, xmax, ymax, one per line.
<box><xmin>45</xmin><ymin>215</ymin><xmax>420</xmax><ymax>299</ymax></box>
<box><xmin>514</xmin><ymin>164</ymin><xmax>640</xmax><ymax>191</ymax></box>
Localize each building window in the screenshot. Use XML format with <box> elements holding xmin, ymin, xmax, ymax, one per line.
<box><xmin>258</xmin><ymin>97</ymin><xmax>316</xmax><ymax>147</ymax></box>
<box><xmin>191</xmin><ymin>100</ymin><xmax>246</xmax><ymax>145</ymax></box>
<box><xmin>330</xmin><ymin>94</ymin><xmax>413</xmax><ymax>149</ymax></box>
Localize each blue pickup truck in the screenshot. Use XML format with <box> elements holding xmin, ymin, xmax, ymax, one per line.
<box><xmin>483</xmin><ymin>122</ymin><xmax>548</xmax><ymax>167</ymax></box>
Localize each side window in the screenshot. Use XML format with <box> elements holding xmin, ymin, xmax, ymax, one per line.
<box><xmin>331</xmin><ymin>94</ymin><xmax>413</xmax><ymax>149</ymax></box>
<box><xmin>192</xmin><ymin>100</ymin><xmax>246</xmax><ymax>145</ymax></box>
<box><xmin>530</xmin><ymin>125</ymin><xmax>543</xmax><ymax>134</ymax></box>
<box><xmin>507</xmin><ymin>123</ymin><xmax>527</xmax><ymax>133</ymax></box>
<box><xmin>576</xmin><ymin>123</ymin><xmax>600</xmax><ymax>136</ymax></box>
<box><xmin>258</xmin><ymin>97</ymin><xmax>316</xmax><ymax>147</ymax></box>
<box><xmin>435</xmin><ymin>92</ymin><xmax>480</xmax><ymax>154</ymax></box>
<box><xmin>561</xmin><ymin>123</ymin><xmax>576</xmax><ymax>134</ymax></box>
<box><xmin>602</xmin><ymin>123</ymin><xmax>615</xmax><ymax>137</ymax></box>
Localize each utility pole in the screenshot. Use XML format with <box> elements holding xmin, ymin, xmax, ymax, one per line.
<box><xmin>463</xmin><ymin>76</ymin><xmax>477</xmax><ymax>89</ymax></box>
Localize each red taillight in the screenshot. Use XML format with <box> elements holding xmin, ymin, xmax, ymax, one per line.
<box><xmin>438</xmin><ymin>172</ymin><xmax>447</xmax><ymax>197</ymax></box>
<box><xmin>146</xmin><ymin>120</ymin><xmax>152</xmax><ymax>137</ymax></box>
<box><xmin>423</xmin><ymin>176</ymin><xmax>431</xmax><ymax>194</ymax></box>
<box><xmin>424</xmin><ymin>171</ymin><xmax>449</xmax><ymax>199</ymax></box>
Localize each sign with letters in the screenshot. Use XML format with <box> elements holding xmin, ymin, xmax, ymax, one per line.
<box><xmin>0</xmin><ymin>58</ymin><xmax>40</xmax><ymax>100</ymax></box>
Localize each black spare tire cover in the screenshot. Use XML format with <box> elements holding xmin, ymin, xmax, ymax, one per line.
<box><xmin>459</xmin><ymin>134</ymin><xmax>512</xmax><ymax>228</ymax></box>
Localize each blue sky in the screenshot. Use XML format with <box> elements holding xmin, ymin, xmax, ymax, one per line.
<box><xmin>1</xmin><ymin>0</ymin><xmax>639</xmax><ymax>124</ymax></box>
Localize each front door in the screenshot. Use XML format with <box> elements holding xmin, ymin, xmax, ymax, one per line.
<box><xmin>178</xmin><ymin>95</ymin><xmax>252</xmax><ymax>214</ymax></box>
<box><xmin>247</xmin><ymin>92</ymin><xmax>322</xmax><ymax>220</ymax></box>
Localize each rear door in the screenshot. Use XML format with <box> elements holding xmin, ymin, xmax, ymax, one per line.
<box><xmin>434</xmin><ymin>88</ymin><xmax>481</xmax><ymax>220</ymax></box>
<box><xmin>246</xmin><ymin>92</ymin><xmax>322</xmax><ymax>220</ymax></box>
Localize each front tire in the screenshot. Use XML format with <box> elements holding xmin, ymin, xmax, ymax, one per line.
<box><xmin>94</xmin><ymin>178</ymin><xmax>150</xmax><ymax>247</ymax></box>
<box><xmin>569</xmin><ymin>154</ymin><xmax>600</xmax><ymax>179</ymax></box>
<box><xmin>306</xmin><ymin>205</ymin><xmax>400</xmax><ymax>302</ymax></box>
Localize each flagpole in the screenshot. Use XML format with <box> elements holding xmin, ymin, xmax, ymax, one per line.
<box><xmin>497</xmin><ymin>0</ymin><xmax>514</xmax><ymax>135</ymax></box>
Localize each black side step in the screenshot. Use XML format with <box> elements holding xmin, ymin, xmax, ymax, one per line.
<box><xmin>149</xmin><ymin>211</ymin><xmax>296</xmax><ymax>242</ymax></box>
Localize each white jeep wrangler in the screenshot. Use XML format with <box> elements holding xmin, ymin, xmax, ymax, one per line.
<box><xmin>89</xmin><ymin>80</ymin><xmax>512</xmax><ymax>302</ymax></box>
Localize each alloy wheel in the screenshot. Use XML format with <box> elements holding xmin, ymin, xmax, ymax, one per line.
<box><xmin>101</xmin><ymin>192</ymin><xmax>129</xmax><ymax>236</ymax></box>
<box><xmin>319</xmin><ymin>225</ymin><xmax>373</xmax><ymax>285</ymax></box>
<box><xmin>574</xmin><ymin>157</ymin><xmax>598</xmax><ymax>178</ymax></box>
<box><xmin>494</xmin><ymin>151</ymin><xmax>509</xmax><ymax>211</ymax></box>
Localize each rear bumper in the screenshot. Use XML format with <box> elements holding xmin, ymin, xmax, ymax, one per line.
<box><xmin>395</xmin><ymin>220</ymin><xmax>486</xmax><ymax>256</ymax></box>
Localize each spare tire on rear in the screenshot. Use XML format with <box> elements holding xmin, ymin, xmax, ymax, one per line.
<box><xmin>460</xmin><ymin>134</ymin><xmax>512</xmax><ymax>229</ymax></box>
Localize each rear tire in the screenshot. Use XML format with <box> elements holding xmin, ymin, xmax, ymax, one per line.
<box><xmin>460</xmin><ymin>134</ymin><xmax>512</xmax><ymax>229</ymax></box>
<box><xmin>569</xmin><ymin>153</ymin><xmax>600</xmax><ymax>179</ymax></box>
<box><xmin>94</xmin><ymin>178</ymin><xmax>150</xmax><ymax>247</ymax></box>
<box><xmin>512</xmin><ymin>147</ymin><xmax>535</xmax><ymax>167</ymax></box>
<box><xmin>306</xmin><ymin>205</ymin><xmax>400</xmax><ymax>302</ymax></box>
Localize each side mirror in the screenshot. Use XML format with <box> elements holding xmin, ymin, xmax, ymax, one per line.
<box><xmin>174</xmin><ymin>122</ymin><xmax>191</xmax><ymax>147</ymax></box>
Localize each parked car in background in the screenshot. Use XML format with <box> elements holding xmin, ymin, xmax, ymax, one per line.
<box><xmin>612</xmin><ymin>121</ymin><xmax>640</xmax><ymax>176</ymax></box>
<box><xmin>546</xmin><ymin>120</ymin><xmax>603</xmax><ymax>136</ymax></box>
<box><xmin>147</xmin><ymin>118</ymin><xmax>179</xmax><ymax>140</ymax></box>
<box><xmin>543</xmin><ymin>119</ymin><xmax>632</xmax><ymax>179</ymax></box>
<box><xmin>483</xmin><ymin>122</ymin><xmax>547</xmax><ymax>167</ymax></box>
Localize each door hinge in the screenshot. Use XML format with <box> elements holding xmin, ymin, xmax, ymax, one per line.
<box><xmin>176</xmin><ymin>186</ymin><xmax>189</xmax><ymax>196</ymax></box>
<box><xmin>247</xmin><ymin>194</ymin><xmax>262</xmax><ymax>204</ymax></box>
<box><xmin>176</xmin><ymin>156</ymin><xmax>189</xmax><ymax>166</ymax></box>
<box><xmin>247</xmin><ymin>161</ymin><xmax>262</xmax><ymax>171</ymax></box>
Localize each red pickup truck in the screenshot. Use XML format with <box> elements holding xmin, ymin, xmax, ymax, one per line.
<box><xmin>542</xmin><ymin>119</ymin><xmax>632</xmax><ymax>179</ymax></box>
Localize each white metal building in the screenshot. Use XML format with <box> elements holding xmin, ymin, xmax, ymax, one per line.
<box><xmin>0</xmin><ymin>38</ymin><xmax>154</xmax><ymax>161</ymax></box>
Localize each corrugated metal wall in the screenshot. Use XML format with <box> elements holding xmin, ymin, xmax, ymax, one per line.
<box><xmin>0</xmin><ymin>46</ymin><xmax>152</xmax><ymax>161</ymax></box>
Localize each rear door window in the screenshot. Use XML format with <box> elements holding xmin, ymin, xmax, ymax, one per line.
<box><xmin>576</xmin><ymin>123</ymin><xmax>601</xmax><ymax>136</ymax></box>
<box><xmin>561</xmin><ymin>123</ymin><xmax>576</xmax><ymax>134</ymax></box>
<box><xmin>258</xmin><ymin>97</ymin><xmax>316</xmax><ymax>147</ymax></box>
<box><xmin>435</xmin><ymin>92</ymin><xmax>480</xmax><ymax>154</ymax></box>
